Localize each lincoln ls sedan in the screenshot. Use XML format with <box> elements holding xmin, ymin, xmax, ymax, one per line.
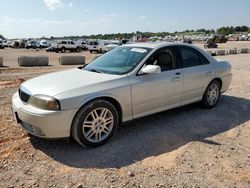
<box><xmin>12</xmin><ymin>42</ymin><xmax>232</xmax><ymax>147</ymax></box>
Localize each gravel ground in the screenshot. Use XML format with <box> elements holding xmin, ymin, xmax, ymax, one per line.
<box><xmin>0</xmin><ymin>43</ymin><xmax>250</xmax><ymax>187</ymax></box>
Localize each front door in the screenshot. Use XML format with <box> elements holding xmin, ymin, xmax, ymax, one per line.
<box><xmin>129</xmin><ymin>47</ymin><xmax>182</xmax><ymax>119</ymax></box>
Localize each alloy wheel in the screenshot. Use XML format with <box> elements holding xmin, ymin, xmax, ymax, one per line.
<box><xmin>82</xmin><ymin>107</ymin><xmax>114</xmax><ymax>143</ymax></box>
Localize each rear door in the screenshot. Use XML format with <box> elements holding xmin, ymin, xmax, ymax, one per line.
<box><xmin>178</xmin><ymin>46</ymin><xmax>215</xmax><ymax>103</ymax></box>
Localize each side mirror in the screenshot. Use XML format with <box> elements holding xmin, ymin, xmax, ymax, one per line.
<box><xmin>140</xmin><ymin>65</ymin><xmax>161</xmax><ymax>74</ymax></box>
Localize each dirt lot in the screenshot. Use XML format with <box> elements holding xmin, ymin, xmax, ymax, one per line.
<box><xmin>0</xmin><ymin>42</ymin><xmax>250</xmax><ymax>187</ymax></box>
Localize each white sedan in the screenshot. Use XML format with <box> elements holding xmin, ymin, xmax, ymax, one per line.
<box><xmin>12</xmin><ymin>42</ymin><xmax>232</xmax><ymax>147</ymax></box>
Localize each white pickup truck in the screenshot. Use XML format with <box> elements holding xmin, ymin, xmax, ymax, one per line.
<box><xmin>55</xmin><ymin>40</ymin><xmax>81</xmax><ymax>53</ymax></box>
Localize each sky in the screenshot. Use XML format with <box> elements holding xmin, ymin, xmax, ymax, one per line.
<box><xmin>0</xmin><ymin>0</ymin><xmax>250</xmax><ymax>38</ymax></box>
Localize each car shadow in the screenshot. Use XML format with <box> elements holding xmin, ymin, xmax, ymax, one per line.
<box><xmin>30</xmin><ymin>95</ymin><xmax>250</xmax><ymax>168</ymax></box>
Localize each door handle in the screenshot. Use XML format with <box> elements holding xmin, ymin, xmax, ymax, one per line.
<box><xmin>207</xmin><ymin>71</ymin><xmax>215</xmax><ymax>75</ymax></box>
<box><xmin>171</xmin><ymin>76</ymin><xmax>181</xmax><ymax>82</ymax></box>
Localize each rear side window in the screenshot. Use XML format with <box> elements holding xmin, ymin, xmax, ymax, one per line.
<box><xmin>179</xmin><ymin>46</ymin><xmax>209</xmax><ymax>68</ymax></box>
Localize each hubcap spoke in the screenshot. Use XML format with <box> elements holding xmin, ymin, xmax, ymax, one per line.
<box><xmin>98</xmin><ymin>132</ymin><xmax>102</xmax><ymax>141</ymax></box>
<box><xmin>86</xmin><ymin>129</ymin><xmax>95</xmax><ymax>139</ymax></box>
<box><xmin>91</xmin><ymin>110</ymin><xmax>99</xmax><ymax>120</ymax></box>
<box><xmin>102</xmin><ymin>126</ymin><xmax>110</xmax><ymax>134</ymax></box>
<box><xmin>83</xmin><ymin>121</ymin><xmax>93</xmax><ymax>128</ymax></box>
<box><xmin>100</xmin><ymin>108</ymin><xmax>108</xmax><ymax>118</ymax></box>
<box><xmin>105</xmin><ymin>117</ymin><xmax>113</xmax><ymax>125</ymax></box>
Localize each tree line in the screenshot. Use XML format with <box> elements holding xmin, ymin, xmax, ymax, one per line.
<box><xmin>1</xmin><ymin>26</ymin><xmax>249</xmax><ymax>40</ymax></box>
<box><xmin>52</xmin><ymin>26</ymin><xmax>250</xmax><ymax>40</ymax></box>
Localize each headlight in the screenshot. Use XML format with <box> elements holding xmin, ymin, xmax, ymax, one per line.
<box><xmin>28</xmin><ymin>95</ymin><xmax>61</xmax><ymax>111</ymax></box>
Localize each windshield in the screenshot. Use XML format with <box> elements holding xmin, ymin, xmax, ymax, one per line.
<box><xmin>84</xmin><ymin>47</ymin><xmax>151</xmax><ymax>75</ymax></box>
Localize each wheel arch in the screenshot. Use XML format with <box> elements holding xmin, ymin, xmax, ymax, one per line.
<box><xmin>203</xmin><ymin>77</ymin><xmax>223</xmax><ymax>98</ymax></box>
<box><xmin>70</xmin><ymin>96</ymin><xmax>123</xmax><ymax>136</ymax></box>
<box><xmin>211</xmin><ymin>77</ymin><xmax>222</xmax><ymax>89</ymax></box>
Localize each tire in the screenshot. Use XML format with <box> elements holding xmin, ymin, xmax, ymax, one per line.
<box><xmin>61</xmin><ymin>47</ymin><xmax>66</xmax><ymax>53</ymax></box>
<box><xmin>202</xmin><ymin>80</ymin><xmax>221</xmax><ymax>109</ymax></box>
<box><xmin>71</xmin><ymin>99</ymin><xmax>119</xmax><ymax>147</ymax></box>
<box><xmin>76</xmin><ymin>47</ymin><xmax>81</xmax><ymax>52</ymax></box>
<box><xmin>90</xmin><ymin>50</ymin><xmax>93</xmax><ymax>53</ymax></box>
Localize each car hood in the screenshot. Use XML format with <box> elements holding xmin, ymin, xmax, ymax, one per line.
<box><xmin>20</xmin><ymin>68</ymin><xmax>121</xmax><ymax>97</ymax></box>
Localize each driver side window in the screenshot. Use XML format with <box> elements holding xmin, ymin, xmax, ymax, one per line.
<box><xmin>146</xmin><ymin>48</ymin><xmax>175</xmax><ymax>72</ymax></box>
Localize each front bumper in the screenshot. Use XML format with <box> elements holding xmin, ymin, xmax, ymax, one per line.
<box><xmin>12</xmin><ymin>92</ymin><xmax>77</xmax><ymax>139</ymax></box>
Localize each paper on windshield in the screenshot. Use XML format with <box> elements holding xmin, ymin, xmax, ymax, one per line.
<box><xmin>131</xmin><ymin>48</ymin><xmax>147</xmax><ymax>53</ymax></box>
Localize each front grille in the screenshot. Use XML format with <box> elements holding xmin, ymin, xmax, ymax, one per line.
<box><xmin>21</xmin><ymin>122</ymin><xmax>34</xmax><ymax>133</ymax></box>
<box><xmin>20</xmin><ymin>121</ymin><xmax>45</xmax><ymax>136</ymax></box>
<box><xmin>19</xmin><ymin>89</ymin><xmax>30</xmax><ymax>102</ymax></box>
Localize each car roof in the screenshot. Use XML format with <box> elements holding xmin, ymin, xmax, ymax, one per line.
<box><xmin>123</xmin><ymin>42</ymin><xmax>217</xmax><ymax>63</ymax></box>
<box><xmin>123</xmin><ymin>42</ymin><xmax>194</xmax><ymax>49</ymax></box>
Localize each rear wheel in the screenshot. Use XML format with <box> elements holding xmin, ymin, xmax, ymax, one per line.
<box><xmin>71</xmin><ymin>100</ymin><xmax>119</xmax><ymax>147</ymax></box>
<box><xmin>202</xmin><ymin>80</ymin><xmax>221</xmax><ymax>109</ymax></box>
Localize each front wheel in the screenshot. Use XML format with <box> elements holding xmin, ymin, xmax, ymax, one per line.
<box><xmin>71</xmin><ymin>100</ymin><xmax>119</xmax><ymax>147</ymax></box>
<box><xmin>202</xmin><ymin>80</ymin><xmax>221</xmax><ymax>109</ymax></box>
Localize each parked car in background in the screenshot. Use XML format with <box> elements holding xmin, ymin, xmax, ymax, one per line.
<box><xmin>54</xmin><ymin>40</ymin><xmax>81</xmax><ymax>53</ymax></box>
<box><xmin>81</xmin><ymin>41</ymin><xmax>88</xmax><ymax>50</ymax></box>
<box><xmin>40</xmin><ymin>40</ymin><xmax>50</xmax><ymax>48</ymax></box>
<box><xmin>88</xmin><ymin>40</ymin><xmax>107</xmax><ymax>53</ymax></box>
<box><xmin>105</xmin><ymin>40</ymin><xmax>121</xmax><ymax>51</ymax></box>
<box><xmin>26</xmin><ymin>41</ymin><xmax>40</xmax><ymax>49</ymax></box>
<box><xmin>12</xmin><ymin>42</ymin><xmax>232</xmax><ymax>147</ymax></box>
<box><xmin>0</xmin><ymin>40</ymin><xmax>4</xmax><ymax>49</ymax></box>
<box><xmin>3</xmin><ymin>40</ymin><xmax>10</xmax><ymax>48</ymax></box>
<box><xmin>204</xmin><ymin>41</ymin><xmax>218</xmax><ymax>48</ymax></box>
<box><xmin>10</xmin><ymin>41</ymin><xmax>20</xmax><ymax>48</ymax></box>
<box><xmin>209</xmin><ymin>35</ymin><xmax>227</xmax><ymax>43</ymax></box>
<box><xmin>46</xmin><ymin>46</ymin><xmax>55</xmax><ymax>52</ymax></box>
<box><xmin>182</xmin><ymin>38</ymin><xmax>193</xmax><ymax>44</ymax></box>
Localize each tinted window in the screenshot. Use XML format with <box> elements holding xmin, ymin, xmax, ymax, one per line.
<box><xmin>61</xmin><ymin>41</ymin><xmax>67</xmax><ymax>44</ymax></box>
<box><xmin>146</xmin><ymin>48</ymin><xmax>175</xmax><ymax>71</ymax></box>
<box><xmin>179</xmin><ymin>46</ymin><xmax>209</xmax><ymax>68</ymax></box>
